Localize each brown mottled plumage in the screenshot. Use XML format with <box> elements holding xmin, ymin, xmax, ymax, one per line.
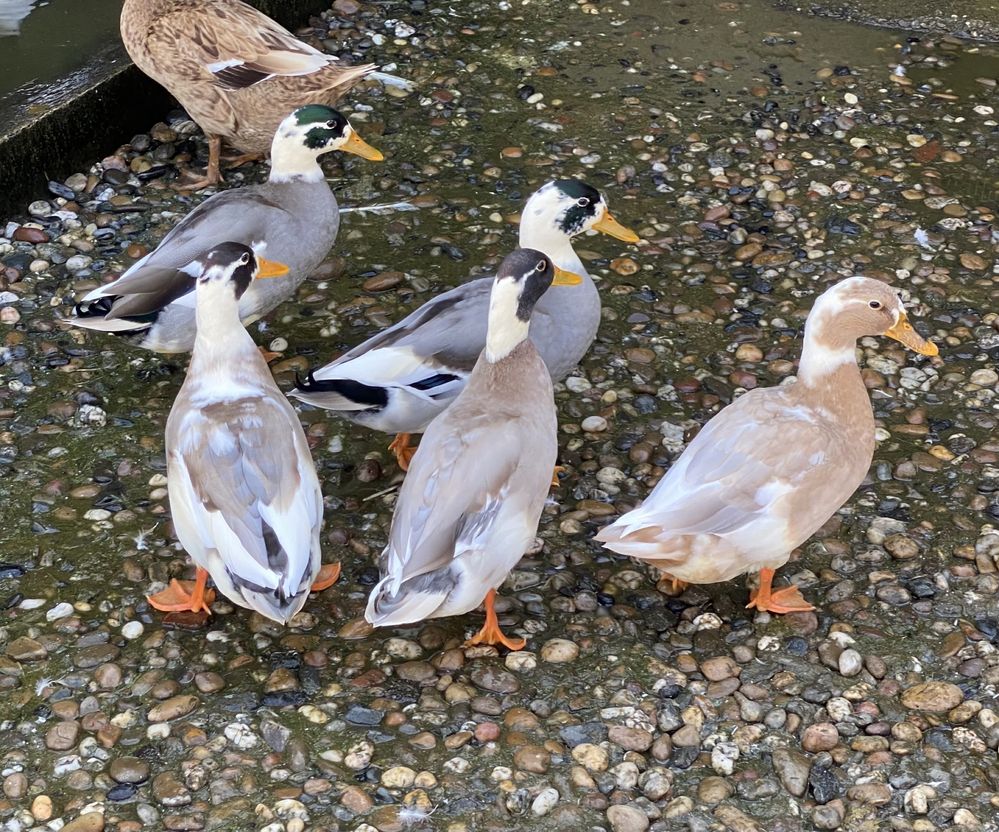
<box><xmin>121</xmin><ymin>0</ymin><xmax>403</xmax><ymax>187</ymax></box>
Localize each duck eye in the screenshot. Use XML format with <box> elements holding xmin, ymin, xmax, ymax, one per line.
<box><xmin>535</xmin><ymin>260</ymin><xmax>546</xmax><ymax>272</ymax></box>
<box><xmin>240</xmin><ymin>254</ymin><xmax>250</xmax><ymax>265</ymax></box>
<box><xmin>869</xmin><ymin>300</ymin><xmax>882</xmax><ymax>309</ymax></box>
<box><xmin>326</xmin><ymin>120</ymin><xmax>338</xmax><ymax>129</ymax></box>
<box><xmin>576</xmin><ymin>197</ymin><xmax>590</xmax><ymax>207</ymax></box>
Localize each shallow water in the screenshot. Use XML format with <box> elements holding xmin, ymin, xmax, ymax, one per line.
<box><xmin>0</xmin><ymin>0</ymin><xmax>123</xmax><ymax>108</ymax></box>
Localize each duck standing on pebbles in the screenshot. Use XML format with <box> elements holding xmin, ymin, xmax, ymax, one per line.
<box><xmin>71</xmin><ymin>106</ymin><xmax>381</xmax><ymax>354</ymax></box>
<box><xmin>151</xmin><ymin>242</ymin><xmax>339</xmax><ymax>622</ymax></box>
<box><xmin>121</xmin><ymin>0</ymin><xmax>410</xmax><ymax>188</ymax></box>
<box><xmin>364</xmin><ymin>249</ymin><xmax>582</xmax><ymax>649</ymax></box>
<box><xmin>596</xmin><ymin>277</ymin><xmax>939</xmax><ymax>614</ymax></box>
<box><xmin>290</xmin><ymin>179</ymin><xmax>639</xmax><ymax>469</ymax></box>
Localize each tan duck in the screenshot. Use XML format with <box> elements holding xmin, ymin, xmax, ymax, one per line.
<box><xmin>121</xmin><ymin>0</ymin><xmax>410</xmax><ymax>188</ymax></box>
<box><xmin>365</xmin><ymin>249</ymin><xmax>581</xmax><ymax>649</ymax></box>
<box><xmin>596</xmin><ymin>277</ymin><xmax>939</xmax><ymax>613</ymax></box>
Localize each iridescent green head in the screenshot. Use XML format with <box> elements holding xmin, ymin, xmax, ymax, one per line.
<box><xmin>273</xmin><ymin>105</ymin><xmax>384</xmax><ymax>161</ymax></box>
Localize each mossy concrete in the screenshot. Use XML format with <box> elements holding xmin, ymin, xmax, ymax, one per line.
<box><xmin>0</xmin><ymin>0</ymin><xmax>334</xmax><ymax>218</ymax></box>
<box><xmin>777</xmin><ymin>0</ymin><xmax>999</xmax><ymax>41</ymax></box>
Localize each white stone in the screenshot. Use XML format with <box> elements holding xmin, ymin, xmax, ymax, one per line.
<box><xmin>531</xmin><ymin>787</ymin><xmax>559</xmax><ymax>816</ymax></box>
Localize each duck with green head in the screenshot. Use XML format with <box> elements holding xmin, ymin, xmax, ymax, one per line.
<box><xmin>71</xmin><ymin>105</ymin><xmax>382</xmax><ymax>354</ymax></box>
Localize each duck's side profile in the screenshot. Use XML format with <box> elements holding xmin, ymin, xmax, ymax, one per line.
<box><xmin>596</xmin><ymin>277</ymin><xmax>939</xmax><ymax>614</ymax></box>
<box><xmin>71</xmin><ymin>106</ymin><xmax>381</xmax><ymax>354</ymax></box>
<box><xmin>364</xmin><ymin>249</ymin><xmax>580</xmax><ymax>649</ymax></box>
<box><xmin>121</xmin><ymin>0</ymin><xmax>409</xmax><ymax>188</ymax></box>
<box><xmin>152</xmin><ymin>242</ymin><xmax>339</xmax><ymax>623</ymax></box>
<box><xmin>291</xmin><ymin>179</ymin><xmax>639</xmax><ymax>468</ymax></box>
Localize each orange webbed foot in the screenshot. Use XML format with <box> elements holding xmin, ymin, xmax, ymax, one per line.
<box><xmin>463</xmin><ymin>588</ymin><xmax>526</xmax><ymax>651</ymax></box>
<box><xmin>657</xmin><ymin>573</ymin><xmax>689</xmax><ymax>594</ymax></box>
<box><xmin>746</xmin><ymin>568</ymin><xmax>814</xmax><ymax>614</ymax></box>
<box><xmin>147</xmin><ymin>569</ymin><xmax>215</xmax><ymax>615</ymax></box>
<box><xmin>388</xmin><ymin>433</ymin><xmax>417</xmax><ymax>471</ymax></box>
<box><xmin>310</xmin><ymin>562</ymin><xmax>342</xmax><ymax>592</ymax></box>
<box><xmin>550</xmin><ymin>465</ymin><xmax>565</xmax><ymax>489</ymax></box>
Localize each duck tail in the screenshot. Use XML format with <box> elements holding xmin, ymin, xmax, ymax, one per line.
<box><xmin>364</xmin><ymin>572</ymin><xmax>451</xmax><ymax>628</ymax></box>
<box><xmin>238</xmin><ymin>585</ymin><xmax>308</xmax><ymax>625</ymax></box>
<box><xmin>70</xmin><ymin>296</ymin><xmax>149</xmax><ymax>333</ymax></box>
<box><xmin>289</xmin><ymin>371</ymin><xmax>388</xmax><ymax>413</ymax></box>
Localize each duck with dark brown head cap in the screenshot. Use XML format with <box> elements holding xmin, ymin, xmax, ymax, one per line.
<box><xmin>596</xmin><ymin>276</ymin><xmax>939</xmax><ymax>614</ymax></box>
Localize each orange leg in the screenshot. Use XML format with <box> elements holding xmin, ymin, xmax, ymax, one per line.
<box><xmin>176</xmin><ymin>134</ymin><xmax>223</xmax><ymax>191</ymax></box>
<box><xmin>464</xmin><ymin>589</ymin><xmax>526</xmax><ymax>651</ymax></box>
<box><xmin>147</xmin><ymin>567</ymin><xmax>216</xmax><ymax>614</ymax></box>
<box><xmin>656</xmin><ymin>573</ymin><xmax>689</xmax><ymax>594</ymax></box>
<box><xmin>550</xmin><ymin>465</ymin><xmax>565</xmax><ymax>489</ymax></box>
<box><xmin>746</xmin><ymin>567</ymin><xmax>814</xmax><ymax>614</ymax></box>
<box><xmin>258</xmin><ymin>346</ymin><xmax>283</xmax><ymax>364</ymax></box>
<box><xmin>388</xmin><ymin>433</ymin><xmax>417</xmax><ymax>471</ymax></box>
<box><xmin>310</xmin><ymin>562</ymin><xmax>341</xmax><ymax>592</ymax></box>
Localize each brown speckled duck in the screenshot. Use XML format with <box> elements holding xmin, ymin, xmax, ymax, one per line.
<box><xmin>596</xmin><ymin>277</ymin><xmax>939</xmax><ymax>614</ymax></box>
<box><xmin>121</xmin><ymin>0</ymin><xmax>410</xmax><ymax>188</ymax></box>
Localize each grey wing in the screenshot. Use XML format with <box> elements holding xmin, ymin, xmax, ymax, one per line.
<box><xmin>380</xmin><ymin>410</ymin><xmax>546</xmax><ymax>588</ymax></box>
<box><xmin>330</xmin><ymin>276</ymin><xmax>494</xmax><ymax>374</ymax></box>
<box><xmin>84</xmin><ymin>191</ymin><xmax>292</xmax><ymax>314</ymax></box>
<box><xmin>170</xmin><ymin>396</ymin><xmax>320</xmax><ymax>593</ymax></box>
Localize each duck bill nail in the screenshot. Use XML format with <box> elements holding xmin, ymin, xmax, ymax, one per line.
<box><xmin>255</xmin><ymin>257</ymin><xmax>290</xmax><ymax>278</ymax></box>
<box><xmin>885</xmin><ymin>314</ymin><xmax>939</xmax><ymax>357</ymax></box>
<box><xmin>593</xmin><ymin>212</ymin><xmax>640</xmax><ymax>243</ymax></box>
<box><xmin>552</xmin><ymin>266</ymin><xmax>583</xmax><ymax>286</ymax></box>
<box><xmin>343</xmin><ymin>130</ymin><xmax>384</xmax><ymax>161</ymax></box>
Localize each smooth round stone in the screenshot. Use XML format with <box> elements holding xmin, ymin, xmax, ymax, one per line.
<box><xmin>581</xmin><ymin>416</ymin><xmax>608</xmax><ymax>432</ymax></box>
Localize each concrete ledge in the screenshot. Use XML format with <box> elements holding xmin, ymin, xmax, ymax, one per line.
<box><xmin>0</xmin><ymin>0</ymin><xmax>335</xmax><ymax>218</ymax></box>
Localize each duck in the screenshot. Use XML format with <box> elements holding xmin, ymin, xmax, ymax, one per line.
<box><xmin>149</xmin><ymin>242</ymin><xmax>339</xmax><ymax>623</ymax></box>
<box><xmin>595</xmin><ymin>277</ymin><xmax>939</xmax><ymax>614</ymax></box>
<box><xmin>290</xmin><ymin>179</ymin><xmax>639</xmax><ymax>469</ymax></box>
<box><xmin>120</xmin><ymin>0</ymin><xmax>410</xmax><ymax>189</ymax></box>
<box><xmin>364</xmin><ymin>249</ymin><xmax>580</xmax><ymax>648</ymax></box>
<box><xmin>71</xmin><ymin>106</ymin><xmax>381</xmax><ymax>354</ymax></box>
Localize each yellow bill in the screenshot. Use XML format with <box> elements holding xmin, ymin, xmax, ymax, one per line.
<box><xmin>342</xmin><ymin>128</ymin><xmax>384</xmax><ymax>161</ymax></box>
<box><xmin>593</xmin><ymin>211</ymin><xmax>639</xmax><ymax>243</ymax></box>
<box><xmin>552</xmin><ymin>265</ymin><xmax>583</xmax><ymax>286</ymax></box>
<box><xmin>885</xmin><ymin>311</ymin><xmax>939</xmax><ymax>357</ymax></box>
<box><xmin>255</xmin><ymin>256</ymin><xmax>291</xmax><ymax>279</ymax></box>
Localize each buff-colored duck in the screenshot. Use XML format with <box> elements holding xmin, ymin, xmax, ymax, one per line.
<box><xmin>121</xmin><ymin>0</ymin><xmax>410</xmax><ymax>188</ymax></box>
<box><xmin>596</xmin><ymin>277</ymin><xmax>939</xmax><ymax>613</ymax></box>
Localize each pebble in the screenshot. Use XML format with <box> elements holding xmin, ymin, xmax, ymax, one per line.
<box><xmin>540</xmin><ymin>638</ymin><xmax>579</xmax><ymax>662</ymax></box>
<box><xmin>607</xmin><ymin>804</ymin><xmax>649</xmax><ymax>832</ymax></box>
<box><xmin>901</xmin><ymin>682</ymin><xmax>964</xmax><ymax>712</ymax></box>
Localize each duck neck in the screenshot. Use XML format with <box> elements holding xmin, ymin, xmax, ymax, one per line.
<box><xmin>269</xmin><ymin>139</ymin><xmax>325</xmax><ymax>184</ymax></box>
<box><xmin>519</xmin><ymin>225</ymin><xmax>587</xmax><ymax>278</ymax></box>
<box><xmin>191</xmin><ymin>288</ymin><xmax>259</xmax><ymax>377</ymax></box>
<box><xmin>485</xmin><ymin>281</ymin><xmax>530</xmax><ymax>363</ymax></box>
<box><xmin>797</xmin><ymin>313</ymin><xmax>861</xmax><ymax>391</ymax></box>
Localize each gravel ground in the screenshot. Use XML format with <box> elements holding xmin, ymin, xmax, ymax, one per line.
<box><xmin>1</xmin><ymin>1</ymin><xmax>999</xmax><ymax>831</ymax></box>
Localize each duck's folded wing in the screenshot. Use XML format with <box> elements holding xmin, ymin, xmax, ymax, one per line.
<box><xmin>310</xmin><ymin>278</ymin><xmax>493</xmax><ymax>395</ymax></box>
<box><xmin>601</xmin><ymin>389</ymin><xmax>848</xmax><ymax>543</ymax></box>
<box><xmin>170</xmin><ymin>397</ymin><xmax>320</xmax><ymax>594</ymax></box>
<box><xmin>381</xmin><ymin>413</ymin><xmax>531</xmax><ymax>590</ymax></box>
<box><xmin>143</xmin><ymin>2</ymin><xmax>358</xmax><ymax>90</ymax></box>
<box><xmin>80</xmin><ymin>191</ymin><xmax>292</xmax><ymax>317</ymax></box>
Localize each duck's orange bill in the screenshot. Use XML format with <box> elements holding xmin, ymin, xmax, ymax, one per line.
<box><xmin>885</xmin><ymin>311</ymin><xmax>939</xmax><ymax>357</ymax></box>
<box><xmin>255</xmin><ymin>256</ymin><xmax>291</xmax><ymax>279</ymax></box>
<box><xmin>342</xmin><ymin>129</ymin><xmax>384</xmax><ymax>162</ymax></box>
<box><xmin>593</xmin><ymin>211</ymin><xmax>639</xmax><ymax>243</ymax></box>
<box><xmin>552</xmin><ymin>266</ymin><xmax>583</xmax><ymax>286</ymax></box>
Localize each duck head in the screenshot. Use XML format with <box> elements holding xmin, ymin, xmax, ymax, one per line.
<box><xmin>485</xmin><ymin>247</ymin><xmax>582</xmax><ymax>363</ymax></box>
<box><xmin>181</xmin><ymin>242</ymin><xmax>289</xmax><ymax>301</ymax></box>
<box><xmin>270</xmin><ymin>105</ymin><xmax>383</xmax><ymax>181</ymax></box>
<box><xmin>521</xmin><ymin>179</ymin><xmax>639</xmax><ymax>245</ymax></box>
<box><xmin>799</xmin><ymin>276</ymin><xmax>938</xmax><ymax>385</ymax></box>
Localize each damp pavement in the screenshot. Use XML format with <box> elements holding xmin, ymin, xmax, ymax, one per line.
<box><xmin>1</xmin><ymin>0</ymin><xmax>999</xmax><ymax>831</ymax></box>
